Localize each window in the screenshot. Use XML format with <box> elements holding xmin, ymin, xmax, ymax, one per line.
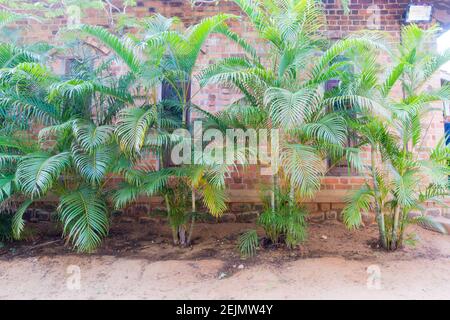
<box><xmin>324</xmin><ymin>56</ymin><xmax>358</xmax><ymax>176</ymax></box>
<box><xmin>160</xmin><ymin>79</ymin><xmax>191</xmax><ymax>168</ymax></box>
<box><xmin>445</xmin><ymin>122</ymin><xmax>450</xmax><ymax>145</ymax></box>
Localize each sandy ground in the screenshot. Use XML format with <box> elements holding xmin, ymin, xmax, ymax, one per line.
<box><xmin>1</xmin><ymin>255</ymin><xmax>449</xmax><ymax>299</ymax></box>
<box><xmin>0</xmin><ymin>221</ymin><xmax>449</xmax><ymax>299</ymax></box>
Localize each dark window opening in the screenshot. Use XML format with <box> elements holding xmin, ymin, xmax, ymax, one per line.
<box><xmin>64</xmin><ymin>58</ymin><xmax>77</xmax><ymax>77</ymax></box>
<box><xmin>160</xmin><ymin>79</ymin><xmax>191</xmax><ymax>168</ymax></box>
<box><xmin>445</xmin><ymin>122</ymin><xmax>450</xmax><ymax>145</ymax></box>
<box><xmin>324</xmin><ymin>57</ymin><xmax>358</xmax><ymax>176</ymax></box>
<box><xmin>443</xmin><ymin>79</ymin><xmax>450</xmax><ymax>145</ymax></box>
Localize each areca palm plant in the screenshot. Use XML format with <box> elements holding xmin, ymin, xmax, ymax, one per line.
<box><xmin>79</xmin><ymin>13</ymin><xmax>244</xmax><ymax>246</ymax></box>
<box><xmin>341</xmin><ymin>24</ymin><xmax>450</xmax><ymax>250</ymax></box>
<box><xmin>198</xmin><ymin>0</ymin><xmax>385</xmax><ymax>254</ymax></box>
<box><xmin>0</xmin><ymin>11</ymin><xmax>52</xmax><ymax>240</ymax></box>
<box><xmin>0</xmin><ymin>33</ymin><xmax>136</xmax><ymax>252</ymax></box>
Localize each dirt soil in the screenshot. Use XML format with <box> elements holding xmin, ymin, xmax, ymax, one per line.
<box><xmin>0</xmin><ymin>218</ymin><xmax>449</xmax><ymax>299</ymax></box>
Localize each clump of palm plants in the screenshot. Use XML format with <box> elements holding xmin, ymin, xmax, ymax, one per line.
<box><xmin>239</xmin><ymin>186</ymin><xmax>307</xmax><ymax>257</ymax></box>
<box><xmin>163</xmin><ymin>178</ymin><xmax>199</xmax><ymax>245</ymax></box>
<box><xmin>199</xmin><ymin>0</ymin><xmax>383</xmax><ymax>255</ymax></box>
<box><xmin>81</xmin><ymin>13</ymin><xmax>242</xmax><ymax>246</ymax></box>
<box><xmin>200</xmin><ymin>0</ymin><xmax>388</xmax><ymax>203</ymax></box>
<box><xmin>0</xmin><ymin>24</ymin><xmax>137</xmax><ymax>252</ymax></box>
<box><xmin>341</xmin><ymin>24</ymin><xmax>450</xmax><ymax>250</ymax></box>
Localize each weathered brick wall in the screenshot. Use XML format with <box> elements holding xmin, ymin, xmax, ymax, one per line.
<box><xmin>11</xmin><ymin>0</ymin><xmax>449</xmax><ymax>216</ymax></box>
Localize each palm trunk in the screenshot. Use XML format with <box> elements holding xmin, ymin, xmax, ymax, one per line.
<box><xmin>391</xmin><ymin>205</ymin><xmax>401</xmax><ymax>250</ymax></box>
<box><xmin>187</xmin><ymin>216</ymin><xmax>195</xmax><ymax>245</ymax></box>
<box><xmin>178</xmin><ymin>226</ymin><xmax>187</xmax><ymax>245</ymax></box>
<box><xmin>271</xmin><ymin>174</ymin><xmax>277</xmax><ymax>213</ymax></box>
<box><xmin>370</xmin><ymin>145</ymin><xmax>387</xmax><ymax>249</ymax></box>
<box><xmin>398</xmin><ymin>209</ymin><xmax>407</xmax><ymax>248</ymax></box>
<box><xmin>187</xmin><ymin>185</ymin><xmax>196</xmax><ymax>245</ymax></box>
<box><xmin>165</xmin><ymin>194</ymin><xmax>178</xmax><ymax>245</ymax></box>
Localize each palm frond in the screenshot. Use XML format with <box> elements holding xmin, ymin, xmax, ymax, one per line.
<box><xmin>79</xmin><ymin>24</ymin><xmax>142</xmax><ymax>74</ymax></box>
<box><xmin>342</xmin><ymin>185</ymin><xmax>373</xmax><ymax>229</ymax></box>
<box><xmin>301</xmin><ymin>113</ymin><xmax>347</xmax><ymax>146</ymax></box>
<box><xmin>201</xmin><ymin>184</ymin><xmax>227</xmax><ymax>217</ymax></box>
<box><xmin>238</xmin><ymin>229</ymin><xmax>259</xmax><ymax>258</ymax></box>
<box><xmin>281</xmin><ymin>144</ymin><xmax>325</xmax><ymax>197</ymax></box>
<box><xmin>72</xmin><ymin>144</ymin><xmax>112</xmax><ymax>185</ymax></box>
<box><xmin>73</xmin><ymin>120</ymin><xmax>114</xmax><ymax>152</ymax></box>
<box><xmin>38</xmin><ymin>119</ymin><xmax>75</xmax><ymax>143</ymax></box>
<box><xmin>17</xmin><ymin>152</ymin><xmax>71</xmax><ymax>198</ymax></box>
<box><xmin>0</xmin><ymin>43</ymin><xmax>40</xmax><ymax>68</ymax></box>
<box><xmin>0</xmin><ymin>173</ymin><xmax>16</xmax><ymax>202</ymax></box>
<box><xmin>265</xmin><ymin>87</ymin><xmax>319</xmax><ymax>128</ymax></box>
<box><xmin>115</xmin><ymin>107</ymin><xmax>156</xmax><ymax>153</ymax></box>
<box><xmin>410</xmin><ymin>215</ymin><xmax>447</xmax><ymax>235</ymax></box>
<box><xmin>11</xmin><ymin>199</ymin><xmax>33</xmax><ymax>239</ymax></box>
<box><xmin>58</xmin><ymin>187</ymin><xmax>109</xmax><ymax>253</ymax></box>
<box><xmin>183</xmin><ymin>14</ymin><xmax>236</xmax><ymax>72</ymax></box>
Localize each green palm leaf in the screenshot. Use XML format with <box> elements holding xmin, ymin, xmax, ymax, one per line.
<box><xmin>281</xmin><ymin>144</ymin><xmax>325</xmax><ymax>197</ymax></box>
<box><xmin>0</xmin><ymin>173</ymin><xmax>15</xmax><ymax>202</ymax></box>
<box><xmin>183</xmin><ymin>14</ymin><xmax>236</xmax><ymax>72</ymax></box>
<box><xmin>342</xmin><ymin>185</ymin><xmax>373</xmax><ymax>229</ymax></box>
<box><xmin>17</xmin><ymin>152</ymin><xmax>71</xmax><ymax>198</ymax></box>
<box><xmin>112</xmin><ymin>182</ymin><xmax>142</xmax><ymax>209</ymax></box>
<box><xmin>115</xmin><ymin>107</ymin><xmax>156</xmax><ymax>153</ymax></box>
<box><xmin>58</xmin><ymin>187</ymin><xmax>109</xmax><ymax>253</ymax></box>
<box><xmin>301</xmin><ymin>113</ymin><xmax>347</xmax><ymax>146</ymax></box>
<box><xmin>79</xmin><ymin>25</ymin><xmax>141</xmax><ymax>74</ymax></box>
<box><xmin>265</xmin><ymin>87</ymin><xmax>319</xmax><ymax>128</ymax></box>
<box><xmin>0</xmin><ymin>43</ymin><xmax>40</xmax><ymax>68</ymax></box>
<box><xmin>11</xmin><ymin>199</ymin><xmax>33</xmax><ymax>239</ymax></box>
<box><xmin>73</xmin><ymin>120</ymin><xmax>114</xmax><ymax>152</ymax></box>
<box><xmin>38</xmin><ymin>119</ymin><xmax>75</xmax><ymax>143</ymax></box>
<box><xmin>72</xmin><ymin>144</ymin><xmax>112</xmax><ymax>185</ymax></box>
<box><xmin>202</xmin><ymin>184</ymin><xmax>227</xmax><ymax>217</ymax></box>
<box><xmin>238</xmin><ymin>229</ymin><xmax>259</xmax><ymax>258</ymax></box>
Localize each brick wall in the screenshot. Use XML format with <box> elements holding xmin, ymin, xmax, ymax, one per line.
<box><xmin>10</xmin><ymin>0</ymin><xmax>449</xmax><ymax>216</ymax></box>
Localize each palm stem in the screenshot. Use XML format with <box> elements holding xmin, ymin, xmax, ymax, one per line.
<box><xmin>271</xmin><ymin>174</ymin><xmax>277</xmax><ymax>213</ymax></box>
<box><xmin>391</xmin><ymin>205</ymin><xmax>401</xmax><ymax>250</ymax></box>
<box><xmin>370</xmin><ymin>145</ymin><xmax>387</xmax><ymax>248</ymax></box>
<box><xmin>187</xmin><ymin>182</ymin><xmax>196</xmax><ymax>245</ymax></box>
<box><xmin>165</xmin><ymin>193</ymin><xmax>178</xmax><ymax>245</ymax></box>
<box><xmin>187</xmin><ymin>216</ymin><xmax>195</xmax><ymax>245</ymax></box>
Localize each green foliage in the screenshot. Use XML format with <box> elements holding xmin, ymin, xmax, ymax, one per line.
<box><xmin>59</xmin><ymin>187</ymin><xmax>109</xmax><ymax>253</ymax></box>
<box><xmin>164</xmin><ymin>180</ymin><xmax>191</xmax><ymax>229</ymax></box>
<box><xmin>342</xmin><ymin>24</ymin><xmax>450</xmax><ymax>250</ymax></box>
<box><xmin>238</xmin><ymin>229</ymin><xmax>258</xmax><ymax>258</ymax></box>
<box><xmin>17</xmin><ymin>152</ymin><xmax>71</xmax><ymax>198</ymax></box>
<box><xmin>115</xmin><ymin>107</ymin><xmax>156</xmax><ymax>154</ymax></box>
<box><xmin>199</xmin><ymin>0</ymin><xmax>385</xmax><ymax>203</ymax></box>
<box><xmin>86</xmin><ymin>11</ymin><xmax>237</xmax><ymax>246</ymax></box>
<box><xmin>0</xmin><ymin>2</ymin><xmax>448</xmax><ymax>256</ymax></box>
<box><xmin>79</xmin><ymin>25</ymin><xmax>141</xmax><ymax>73</ymax></box>
<box><xmin>11</xmin><ymin>199</ymin><xmax>32</xmax><ymax>239</ymax></box>
<box><xmin>0</xmin><ymin>213</ymin><xmax>13</xmax><ymax>242</ymax></box>
<box><xmin>239</xmin><ymin>187</ymin><xmax>308</xmax><ymax>257</ymax></box>
<box><xmin>342</xmin><ymin>185</ymin><xmax>372</xmax><ymax>229</ymax></box>
<box><xmin>259</xmin><ymin>188</ymin><xmax>308</xmax><ymax>248</ymax></box>
<box><xmin>0</xmin><ymin>31</ymin><xmax>138</xmax><ymax>252</ymax></box>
